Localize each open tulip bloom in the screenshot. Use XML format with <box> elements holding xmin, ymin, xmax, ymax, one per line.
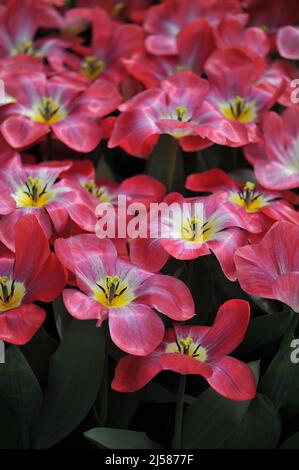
<box><xmin>55</xmin><ymin>235</ymin><xmax>195</xmax><ymax>355</ymax></box>
<box><xmin>112</xmin><ymin>299</ymin><xmax>256</xmax><ymax>401</ymax></box>
<box><xmin>0</xmin><ymin>71</ymin><xmax>121</xmax><ymax>152</ymax></box>
<box><xmin>245</xmin><ymin>107</ymin><xmax>299</xmax><ymax>190</ymax></box>
<box><xmin>186</xmin><ymin>169</ymin><xmax>299</xmax><ymax>233</ymax></box>
<box><xmin>130</xmin><ymin>192</ymin><xmax>248</xmax><ymax>280</ymax></box>
<box><xmin>235</xmin><ymin>221</ymin><xmax>299</xmax><ymax>313</ymax></box>
<box><xmin>0</xmin><ymin>214</ymin><xmax>65</xmax><ymax>344</ymax></box>
<box><xmin>0</xmin><ymin>0</ymin><xmax>298</xmax><ymax>451</ymax></box>
<box><xmin>0</xmin><ymin>154</ymin><xmax>97</xmax><ymax>250</ymax></box>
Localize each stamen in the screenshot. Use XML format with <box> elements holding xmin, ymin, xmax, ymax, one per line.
<box><xmin>176</xmin><ymin>106</ymin><xmax>188</xmax><ymax>122</ymax></box>
<box><xmin>38</xmin><ymin>97</ymin><xmax>60</xmax><ymax>122</ymax></box>
<box><xmin>81</xmin><ymin>56</ymin><xmax>105</xmax><ymax>80</ymax></box>
<box><xmin>96</xmin><ymin>275</ymin><xmax>129</xmax><ymax>307</ymax></box>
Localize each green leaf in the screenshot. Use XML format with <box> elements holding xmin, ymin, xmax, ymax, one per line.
<box><xmin>21</xmin><ymin>327</ymin><xmax>58</xmax><ymax>385</ymax></box>
<box><xmin>0</xmin><ymin>346</ymin><xmax>42</xmax><ymax>449</ymax></box>
<box><xmin>32</xmin><ymin>319</ymin><xmax>106</xmax><ymax>448</ymax></box>
<box><xmin>52</xmin><ymin>295</ymin><xmax>72</xmax><ymax>340</ymax></box>
<box><xmin>259</xmin><ymin>314</ymin><xmax>299</xmax><ymax>409</ymax></box>
<box><xmin>84</xmin><ymin>428</ymin><xmax>161</xmax><ymax>449</ymax></box>
<box><xmin>181</xmin><ymin>257</ymin><xmax>216</xmax><ymax>324</ymax></box>
<box><xmin>280</xmin><ymin>432</ymin><xmax>299</xmax><ymax>449</ymax></box>
<box><xmin>221</xmin><ymin>394</ymin><xmax>281</xmax><ymax>449</ymax></box>
<box><xmin>107</xmin><ymin>389</ymin><xmax>144</xmax><ymax>429</ymax></box>
<box><xmin>147</xmin><ymin>134</ymin><xmax>185</xmax><ymax>192</ymax></box>
<box><xmin>237</xmin><ymin>310</ymin><xmax>292</xmax><ymax>354</ymax></box>
<box><xmin>143</xmin><ymin>382</ymin><xmax>177</xmax><ymax>403</ymax></box>
<box><xmin>182</xmin><ymin>388</ymin><xmax>251</xmax><ymax>449</ymax></box>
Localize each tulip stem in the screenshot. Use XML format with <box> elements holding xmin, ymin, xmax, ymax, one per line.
<box><xmin>172</xmin><ymin>374</ymin><xmax>186</xmax><ymax>449</ymax></box>
<box><xmin>166</xmin><ymin>137</ymin><xmax>179</xmax><ymax>192</ymax></box>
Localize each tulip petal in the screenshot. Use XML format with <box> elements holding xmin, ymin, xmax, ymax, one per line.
<box><xmin>52</xmin><ymin>115</ymin><xmax>102</xmax><ymax>153</ymax></box>
<box><xmin>208</xmin><ymin>356</ymin><xmax>256</xmax><ymax>401</ymax></box>
<box><xmin>112</xmin><ymin>354</ymin><xmax>162</xmax><ymax>393</ymax></box>
<box><xmin>63</xmin><ymin>288</ymin><xmax>106</xmax><ymax>324</ymax></box>
<box><xmin>1</xmin><ymin>116</ymin><xmax>48</xmax><ymax>149</ymax></box>
<box><xmin>160</xmin><ymin>353</ymin><xmax>212</xmax><ymax>378</ymax></box>
<box><xmin>25</xmin><ymin>253</ymin><xmax>66</xmax><ymax>303</ymax></box>
<box><xmin>272</xmin><ymin>273</ymin><xmax>299</xmax><ymax>313</ymax></box>
<box><xmin>138</xmin><ymin>274</ymin><xmax>195</xmax><ymax>320</ymax></box>
<box><xmin>14</xmin><ymin>214</ymin><xmax>50</xmax><ymax>284</ymax></box>
<box><xmin>202</xmin><ymin>299</ymin><xmax>250</xmax><ymax>358</ymax></box>
<box><xmin>108</xmin><ymin>303</ymin><xmax>164</xmax><ymax>355</ymax></box>
<box><xmin>0</xmin><ymin>304</ymin><xmax>46</xmax><ymax>345</ymax></box>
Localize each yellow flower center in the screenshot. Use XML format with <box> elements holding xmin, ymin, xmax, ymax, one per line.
<box><xmin>29</xmin><ymin>97</ymin><xmax>66</xmax><ymax>124</ymax></box>
<box><xmin>181</xmin><ymin>216</ymin><xmax>212</xmax><ymax>243</ymax></box>
<box><xmin>175</xmin><ymin>106</ymin><xmax>189</xmax><ymax>122</ymax></box>
<box><xmin>0</xmin><ymin>276</ymin><xmax>25</xmax><ymax>313</ymax></box>
<box><xmin>93</xmin><ymin>275</ymin><xmax>135</xmax><ymax>308</ymax></box>
<box><xmin>13</xmin><ymin>176</ymin><xmax>54</xmax><ymax>208</ymax></box>
<box><xmin>230</xmin><ymin>181</ymin><xmax>266</xmax><ymax>213</ymax></box>
<box><xmin>110</xmin><ymin>2</ymin><xmax>125</xmax><ymax>16</ymax></box>
<box><xmin>84</xmin><ymin>181</ymin><xmax>114</xmax><ymax>203</ymax></box>
<box><xmin>81</xmin><ymin>56</ymin><xmax>105</xmax><ymax>80</ymax></box>
<box><xmin>174</xmin><ymin>65</ymin><xmax>189</xmax><ymax>73</ymax></box>
<box><xmin>11</xmin><ymin>40</ymin><xmax>35</xmax><ymax>56</ymax></box>
<box><xmin>166</xmin><ymin>335</ymin><xmax>207</xmax><ymax>362</ymax></box>
<box><xmin>219</xmin><ymin>96</ymin><xmax>257</xmax><ymax>123</ymax></box>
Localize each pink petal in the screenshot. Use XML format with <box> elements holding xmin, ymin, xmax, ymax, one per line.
<box><xmin>112</xmin><ymin>354</ymin><xmax>162</xmax><ymax>393</ymax></box>
<box><xmin>0</xmin><ymin>209</ymin><xmax>52</xmax><ymax>252</ymax></box>
<box><xmin>25</xmin><ymin>253</ymin><xmax>66</xmax><ymax>304</ymax></box>
<box><xmin>75</xmin><ymin>79</ymin><xmax>122</xmax><ymax>118</ymax></box>
<box><xmin>108</xmin><ymin>108</ymin><xmax>159</xmax><ymax>157</ymax></box>
<box><xmin>13</xmin><ymin>214</ymin><xmax>50</xmax><ymax>284</ymax></box>
<box><xmin>55</xmin><ymin>235</ymin><xmax>117</xmax><ymax>292</ymax></box>
<box><xmin>130</xmin><ymin>238</ymin><xmax>169</xmax><ymax>273</ymax></box>
<box><xmin>208</xmin><ymin>356</ymin><xmax>256</xmax><ymax>401</ymax></box>
<box><xmin>277</xmin><ymin>26</ymin><xmax>299</xmax><ymax>60</ymax></box>
<box><xmin>209</xmin><ymin>228</ymin><xmax>248</xmax><ymax>281</ymax></box>
<box><xmin>202</xmin><ymin>299</ymin><xmax>250</xmax><ymax>358</ymax></box>
<box><xmin>108</xmin><ymin>303</ymin><xmax>165</xmax><ymax>355</ymax></box>
<box><xmin>186</xmin><ymin>169</ymin><xmax>237</xmax><ymax>193</ymax></box>
<box><xmin>138</xmin><ymin>274</ymin><xmax>195</xmax><ymax>320</ymax></box>
<box><xmin>160</xmin><ymin>353</ymin><xmax>212</xmax><ymax>377</ymax></box>
<box><xmin>1</xmin><ymin>116</ymin><xmax>48</xmax><ymax>149</ymax></box>
<box><xmin>63</xmin><ymin>288</ymin><xmax>106</xmax><ymax>324</ymax></box>
<box><xmin>145</xmin><ymin>34</ymin><xmax>177</xmax><ymax>55</ymax></box>
<box><xmin>0</xmin><ymin>304</ymin><xmax>46</xmax><ymax>345</ymax></box>
<box><xmin>52</xmin><ymin>115</ymin><xmax>102</xmax><ymax>153</ymax></box>
<box><xmin>235</xmin><ymin>221</ymin><xmax>299</xmax><ymax>298</ymax></box>
<box><xmin>272</xmin><ymin>273</ymin><xmax>299</xmax><ymax>313</ymax></box>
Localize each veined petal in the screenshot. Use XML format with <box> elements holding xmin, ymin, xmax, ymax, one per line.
<box><xmin>0</xmin><ymin>304</ymin><xmax>46</xmax><ymax>345</ymax></box>
<box><xmin>109</xmin><ymin>303</ymin><xmax>165</xmax><ymax>355</ymax></box>
<box><xmin>272</xmin><ymin>273</ymin><xmax>299</xmax><ymax>313</ymax></box>
<box><xmin>137</xmin><ymin>274</ymin><xmax>195</xmax><ymax>320</ymax></box>
<box><xmin>202</xmin><ymin>299</ymin><xmax>250</xmax><ymax>358</ymax></box>
<box><xmin>63</xmin><ymin>288</ymin><xmax>107</xmax><ymax>324</ymax></box>
<box><xmin>52</xmin><ymin>115</ymin><xmax>102</xmax><ymax>153</ymax></box>
<box><xmin>1</xmin><ymin>116</ymin><xmax>48</xmax><ymax>149</ymax></box>
<box><xmin>55</xmin><ymin>235</ymin><xmax>117</xmax><ymax>292</ymax></box>
<box><xmin>112</xmin><ymin>353</ymin><xmax>162</xmax><ymax>393</ymax></box>
<box><xmin>209</xmin><ymin>227</ymin><xmax>248</xmax><ymax>281</ymax></box>
<box><xmin>25</xmin><ymin>253</ymin><xmax>66</xmax><ymax>303</ymax></box>
<box><xmin>208</xmin><ymin>356</ymin><xmax>256</xmax><ymax>401</ymax></box>
<box><xmin>14</xmin><ymin>214</ymin><xmax>50</xmax><ymax>284</ymax></box>
<box><xmin>160</xmin><ymin>353</ymin><xmax>212</xmax><ymax>378</ymax></box>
